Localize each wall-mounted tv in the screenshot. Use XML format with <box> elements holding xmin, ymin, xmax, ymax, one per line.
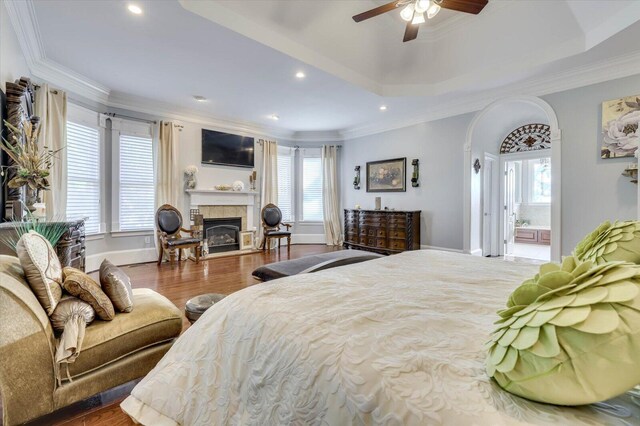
<box><xmin>201</xmin><ymin>129</ymin><xmax>254</xmax><ymax>168</ymax></box>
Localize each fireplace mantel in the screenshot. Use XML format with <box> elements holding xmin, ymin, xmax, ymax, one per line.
<box><xmin>186</xmin><ymin>188</ymin><xmax>258</xmax><ymax>232</ymax></box>
<box><xmin>186</xmin><ymin>189</ymin><xmax>258</xmax><ymax>207</ymax></box>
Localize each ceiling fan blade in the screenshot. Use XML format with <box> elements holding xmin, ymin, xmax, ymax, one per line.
<box><xmin>403</xmin><ymin>21</ymin><xmax>419</xmax><ymax>42</ymax></box>
<box><xmin>439</xmin><ymin>0</ymin><xmax>488</xmax><ymax>14</ymax></box>
<box><xmin>353</xmin><ymin>1</ymin><xmax>400</xmax><ymax>22</ymax></box>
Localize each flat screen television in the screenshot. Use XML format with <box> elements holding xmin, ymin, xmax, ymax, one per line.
<box><xmin>201</xmin><ymin>129</ymin><xmax>254</xmax><ymax>168</ymax></box>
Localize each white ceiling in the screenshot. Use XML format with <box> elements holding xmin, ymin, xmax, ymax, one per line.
<box><xmin>16</xmin><ymin>0</ymin><xmax>640</xmax><ymax>138</ymax></box>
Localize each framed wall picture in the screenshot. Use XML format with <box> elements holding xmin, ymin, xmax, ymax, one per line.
<box><xmin>366</xmin><ymin>158</ymin><xmax>406</xmax><ymax>192</ymax></box>
<box><xmin>239</xmin><ymin>230</ymin><xmax>254</xmax><ymax>250</ymax></box>
<box><xmin>601</xmin><ymin>94</ymin><xmax>640</xmax><ymax>159</ymax></box>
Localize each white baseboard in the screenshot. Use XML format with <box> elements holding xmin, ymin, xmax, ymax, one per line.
<box><xmin>420</xmin><ymin>245</ymin><xmax>465</xmax><ymax>254</ymax></box>
<box><xmin>86</xmin><ymin>235</ymin><xmax>328</xmax><ymax>271</ymax></box>
<box><xmin>291</xmin><ymin>234</ymin><xmax>327</xmax><ymax>244</ymax></box>
<box><xmin>86</xmin><ymin>247</ymin><xmax>157</xmax><ymax>272</ymax></box>
<box><xmin>470</xmin><ymin>248</ymin><xmax>483</xmax><ymax>256</ymax></box>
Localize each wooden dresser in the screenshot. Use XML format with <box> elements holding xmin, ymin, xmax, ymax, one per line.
<box><xmin>343</xmin><ymin>209</ymin><xmax>421</xmax><ymax>255</ymax></box>
<box><xmin>0</xmin><ymin>219</ymin><xmax>86</xmax><ymax>271</ymax></box>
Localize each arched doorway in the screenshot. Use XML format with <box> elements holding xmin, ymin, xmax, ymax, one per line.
<box><xmin>463</xmin><ymin>96</ymin><xmax>562</xmax><ymax>261</ymax></box>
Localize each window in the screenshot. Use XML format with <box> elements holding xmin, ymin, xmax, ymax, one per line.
<box><xmin>302</xmin><ymin>151</ymin><xmax>323</xmax><ymax>221</ymax></box>
<box><xmin>277</xmin><ymin>147</ymin><xmax>294</xmax><ymax>222</ymax></box>
<box><xmin>112</xmin><ymin>119</ymin><xmax>154</xmax><ymax>232</ymax></box>
<box><xmin>66</xmin><ymin>105</ymin><xmax>103</xmax><ymax>234</ymax></box>
<box><xmin>529</xmin><ymin>158</ymin><xmax>551</xmax><ymax>203</ymax></box>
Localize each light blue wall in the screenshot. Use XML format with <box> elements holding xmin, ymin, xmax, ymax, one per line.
<box><xmin>543</xmin><ymin>74</ymin><xmax>640</xmax><ymax>252</ymax></box>
<box><xmin>342</xmin><ymin>74</ymin><xmax>640</xmax><ymax>254</ymax></box>
<box><xmin>341</xmin><ymin>114</ymin><xmax>474</xmax><ymax>250</ymax></box>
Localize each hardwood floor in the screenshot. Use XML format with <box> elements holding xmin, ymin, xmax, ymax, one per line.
<box><xmin>26</xmin><ymin>244</ymin><xmax>340</xmax><ymax>426</ymax></box>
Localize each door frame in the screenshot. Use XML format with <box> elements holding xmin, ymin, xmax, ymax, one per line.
<box><xmin>482</xmin><ymin>153</ymin><xmax>499</xmax><ymax>256</ymax></box>
<box><xmin>498</xmin><ymin>150</ymin><xmax>552</xmax><ymax>256</ymax></box>
<box><xmin>463</xmin><ymin>96</ymin><xmax>562</xmax><ymax>261</ymax></box>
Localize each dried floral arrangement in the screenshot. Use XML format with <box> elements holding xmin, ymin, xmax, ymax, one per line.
<box><xmin>0</xmin><ymin>118</ymin><xmax>63</xmax><ymax>191</ymax></box>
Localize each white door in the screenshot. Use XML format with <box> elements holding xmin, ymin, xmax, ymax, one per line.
<box><xmin>482</xmin><ymin>155</ymin><xmax>496</xmax><ymax>256</ymax></box>
<box><xmin>504</xmin><ymin>162</ymin><xmax>517</xmax><ymax>255</ymax></box>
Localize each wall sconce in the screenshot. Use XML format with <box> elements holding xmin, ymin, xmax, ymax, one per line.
<box><xmin>473</xmin><ymin>158</ymin><xmax>481</xmax><ymax>174</ymax></box>
<box><xmin>353</xmin><ymin>166</ymin><xmax>361</xmax><ymax>190</ymax></box>
<box><xmin>411</xmin><ymin>159</ymin><xmax>419</xmax><ymax>187</ymax></box>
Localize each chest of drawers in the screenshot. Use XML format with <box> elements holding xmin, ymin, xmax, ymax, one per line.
<box><xmin>0</xmin><ymin>220</ymin><xmax>86</xmax><ymax>271</ymax></box>
<box><xmin>343</xmin><ymin>209</ymin><xmax>421</xmax><ymax>255</ymax></box>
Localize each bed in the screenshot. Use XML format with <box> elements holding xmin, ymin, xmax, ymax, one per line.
<box><xmin>121</xmin><ymin>250</ymin><xmax>639</xmax><ymax>425</ymax></box>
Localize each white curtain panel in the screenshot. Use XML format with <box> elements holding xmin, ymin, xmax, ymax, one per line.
<box><xmin>35</xmin><ymin>84</ymin><xmax>67</xmax><ymax>218</ymax></box>
<box><xmin>155</xmin><ymin>122</ymin><xmax>180</xmax><ymax>258</ymax></box>
<box><xmin>259</xmin><ymin>139</ymin><xmax>278</xmax><ymax>249</ymax></box>
<box><xmin>322</xmin><ymin>145</ymin><xmax>343</xmax><ymax>246</ymax></box>
<box><xmin>156</xmin><ymin>121</ymin><xmax>180</xmax><ymax>208</ymax></box>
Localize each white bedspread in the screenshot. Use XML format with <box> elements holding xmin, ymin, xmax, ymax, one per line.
<box><xmin>121</xmin><ymin>250</ymin><xmax>639</xmax><ymax>425</ymax></box>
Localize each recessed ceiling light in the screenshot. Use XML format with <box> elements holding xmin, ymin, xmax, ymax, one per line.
<box><xmin>269</xmin><ymin>114</ymin><xmax>280</xmax><ymax>121</ymax></box>
<box><xmin>295</xmin><ymin>71</ymin><xmax>306</xmax><ymax>79</ymax></box>
<box><xmin>193</xmin><ymin>95</ymin><xmax>207</xmax><ymax>102</ymax></box>
<box><xmin>127</xmin><ymin>4</ymin><xmax>142</xmax><ymax>15</ymax></box>
<box><xmin>380</xmin><ymin>105</ymin><xmax>388</xmax><ymax>111</ymax></box>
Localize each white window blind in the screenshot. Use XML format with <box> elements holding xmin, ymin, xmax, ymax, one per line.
<box><xmin>277</xmin><ymin>150</ymin><xmax>294</xmax><ymax>222</ymax></box>
<box><xmin>302</xmin><ymin>156</ymin><xmax>323</xmax><ymax>221</ymax></box>
<box><xmin>119</xmin><ymin>134</ymin><xmax>154</xmax><ymax>231</ymax></box>
<box><xmin>66</xmin><ymin>121</ymin><xmax>102</xmax><ymax>234</ymax></box>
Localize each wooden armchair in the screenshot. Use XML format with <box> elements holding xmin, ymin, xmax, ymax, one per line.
<box><xmin>156</xmin><ymin>204</ymin><xmax>201</xmax><ymax>265</ymax></box>
<box><xmin>261</xmin><ymin>203</ymin><xmax>292</xmax><ymax>252</ymax></box>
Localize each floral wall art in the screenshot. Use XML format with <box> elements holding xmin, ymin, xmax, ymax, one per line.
<box><xmin>601</xmin><ymin>94</ymin><xmax>640</xmax><ymax>158</ymax></box>
<box><xmin>366</xmin><ymin>158</ymin><xmax>406</xmax><ymax>192</ymax></box>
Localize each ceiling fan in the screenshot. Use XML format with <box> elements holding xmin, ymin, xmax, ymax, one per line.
<box><xmin>353</xmin><ymin>0</ymin><xmax>488</xmax><ymax>42</ymax></box>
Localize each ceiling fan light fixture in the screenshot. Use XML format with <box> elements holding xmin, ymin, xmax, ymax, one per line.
<box><xmin>415</xmin><ymin>0</ymin><xmax>430</xmax><ymax>14</ymax></box>
<box><xmin>427</xmin><ymin>3</ymin><xmax>441</xmax><ymax>19</ymax></box>
<box><xmin>400</xmin><ymin>4</ymin><xmax>415</xmax><ymax>22</ymax></box>
<box><xmin>411</xmin><ymin>12</ymin><xmax>425</xmax><ymax>25</ymax></box>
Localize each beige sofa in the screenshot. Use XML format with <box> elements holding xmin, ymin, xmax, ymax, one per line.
<box><xmin>0</xmin><ymin>255</ymin><xmax>182</xmax><ymax>425</ymax></box>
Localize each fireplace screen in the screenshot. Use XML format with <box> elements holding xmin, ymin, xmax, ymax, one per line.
<box><xmin>203</xmin><ymin>217</ymin><xmax>242</xmax><ymax>254</ymax></box>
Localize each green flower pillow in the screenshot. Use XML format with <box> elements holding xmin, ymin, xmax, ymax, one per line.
<box><xmin>486</xmin><ymin>256</ymin><xmax>640</xmax><ymax>405</ymax></box>
<box><xmin>574</xmin><ymin>220</ymin><xmax>640</xmax><ymax>264</ymax></box>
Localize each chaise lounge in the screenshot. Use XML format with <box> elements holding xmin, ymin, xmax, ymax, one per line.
<box><xmin>0</xmin><ymin>255</ymin><xmax>182</xmax><ymax>425</ymax></box>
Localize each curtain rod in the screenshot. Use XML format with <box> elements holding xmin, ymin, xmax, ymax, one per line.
<box><xmin>33</xmin><ymin>84</ymin><xmax>59</xmax><ymax>95</ymax></box>
<box><xmin>293</xmin><ymin>145</ymin><xmax>342</xmax><ymax>149</ymax></box>
<box><xmin>103</xmin><ymin>112</ymin><xmax>157</xmax><ymax>125</ymax></box>
<box><xmin>256</xmin><ymin>140</ymin><xmax>341</xmax><ymax>148</ymax></box>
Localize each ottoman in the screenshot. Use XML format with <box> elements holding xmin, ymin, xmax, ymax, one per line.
<box><xmin>185</xmin><ymin>293</ymin><xmax>226</xmax><ymax>324</ymax></box>
<box><xmin>252</xmin><ymin>250</ymin><xmax>383</xmax><ymax>282</ymax></box>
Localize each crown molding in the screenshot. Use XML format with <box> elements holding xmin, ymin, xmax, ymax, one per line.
<box><xmin>288</xmin><ymin>130</ymin><xmax>343</xmax><ymax>143</ymax></box>
<box><xmin>3</xmin><ymin>0</ymin><xmax>44</xmax><ymax>63</ymax></box>
<box><xmin>4</xmin><ymin>0</ymin><xmax>110</xmax><ymax>103</ymax></box>
<box><xmin>7</xmin><ymin>0</ymin><xmax>640</xmax><ymax>144</ymax></box>
<box><xmin>106</xmin><ymin>92</ymin><xmax>295</xmax><ymax>140</ymax></box>
<box><xmin>339</xmin><ymin>50</ymin><xmax>640</xmax><ymax>140</ymax></box>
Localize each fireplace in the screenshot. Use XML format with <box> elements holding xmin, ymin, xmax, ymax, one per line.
<box><xmin>203</xmin><ymin>217</ymin><xmax>242</xmax><ymax>254</ymax></box>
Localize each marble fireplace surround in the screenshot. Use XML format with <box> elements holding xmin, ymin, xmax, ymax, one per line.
<box><xmin>186</xmin><ymin>189</ymin><xmax>257</xmax><ymax>232</ymax></box>
<box><xmin>200</xmin><ymin>206</ymin><xmax>247</xmax><ymax>230</ymax></box>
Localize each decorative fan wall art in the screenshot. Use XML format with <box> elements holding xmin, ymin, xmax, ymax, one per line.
<box><xmin>500</xmin><ymin>124</ymin><xmax>551</xmax><ymax>154</ymax></box>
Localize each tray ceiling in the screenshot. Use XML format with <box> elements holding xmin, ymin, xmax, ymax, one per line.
<box><xmin>11</xmin><ymin>0</ymin><xmax>640</xmax><ymax>138</ymax></box>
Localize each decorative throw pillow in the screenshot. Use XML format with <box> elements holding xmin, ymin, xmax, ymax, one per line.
<box><xmin>574</xmin><ymin>220</ymin><xmax>640</xmax><ymax>264</ymax></box>
<box><xmin>16</xmin><ymin>230</ymin><xmax>63</xmax><ymax>316</ymax></box>
<box><xmin>62</xmin><ymin>267</ymin><xmax>115</xmax><ymax>321</ymax></box>
<box><xmin>99</xmin><ymin>259</ymin><xmax>134</xmax><ymax>313</ymax></box>
<box><xmin>50</xmin><ymin>295</ymin><xmax>95</xmax><ymax>334</ymax></box>
<box><xmin>486</xmin><ymin>256</ymin><xmax>640</xmax><ymax>405</ymax></box>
